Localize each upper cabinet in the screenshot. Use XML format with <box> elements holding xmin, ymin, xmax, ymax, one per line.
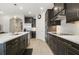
<box><xmin>65</xmin><ymin>3</ymin><xmax>79</xmax><ymax>23</ymax></box>
<box><xmin>54</xmin><ymin>3</ymin><xmax>65</xmax><ymax>16</ymax></box>
<box><xmin>47</xmin><ymin>9</ymin><xmax>54</xmax><ymax>20</ymax></box>
<box><xmin>24</xmin><ymin>16</ymin><xmax>36</xmax><ymax>27</ymax></box>
<box><xmin>50</xmin><ymin>3</ymin><xmax>65</xmax><ymax>26</ymax></box>
<box><xmin>46</xmin><ymin>3</ymin><xmax>65</xmax><ymax>26</ymax></box>
<box><xmin>24</xmin><ymin>17</ymin><xmax>33</xmax><ymax>23</ymax></box>
<box><xmin>45</xmin><ymin>9</ymin><xmax>54</xmax><ymax>26</ymax></box>
<box><xmin>32</xmin><ymin>19</ymin><xmax>36</xmax><ymax>27</ymax></box>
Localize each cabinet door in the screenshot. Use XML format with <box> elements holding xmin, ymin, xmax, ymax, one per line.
<box><xmin>54</xmin><ymin>3</ymin><xmax>64</xmax><ymax>16</ymax></box>
<box><xmin>24</xmin><ymin>34</ymin><xmax>28</xmax><ymax>47</ymax></box>
<box><xmin>20</xmin><ymin>36</ymin><xmax>25</xmax><ymax>50</ymax></box>
<box><xmin>56</xmin><ymin>39</ymin><xmax>64</xmax><ymax>55</ymax></box>
<box><xmin>47</xmin><ymin>34</ymin><xmax>52</xmax><ymax>47</ymax></box>
<box><xmin>6</xmin><ymin>39</ymin><xmax>18</xmax><ymax>55</ymax></box>
<box><xmin>47</xmin><ymin>34</ymin><xmax>55</xmax><ymax>53</ymax></box>
<box><xmin>24</xmin><ymin>17</ymin><xmax>33</xmax><ymax>23</ymax></box>
<box><xmin>45</xmin><ymin>9</ymin><xmax>54</xmax><ymax>26</ymax></box>
<box><xmin>66</xmin><ymin>3</ymin><xmax>79</xmax><ymax>23</ymax></box>
<box><xmin>67</xmin><ymin>46</ymin><xmax>79</xmax><ymax>55</ymax></box>
<box><xmin>52</xmin><ymin>36</ymin><xmax>58</xmax><ymax>54</ymax></box>
<box><xmin>48</xmin><ymin>35</ymin><xmax>58</xmax><ymax>54</ymax></box>
<box><xmin>32</xmin><ymin>19</ymin><xmax>36</xmax><ymax>27</ymax></box>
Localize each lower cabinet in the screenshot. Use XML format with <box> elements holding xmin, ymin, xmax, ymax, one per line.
<box><xmin>5</xmin><ymin>34</ymin><xmax>28</xmax><ymax>55</ymax></box>
<box><xmin>56</xmin><ymin>39</ymin><xmax>66</xmax><ymax>55</ymax></box>
<box><xmin>67</xmin><ymin>45</ymin><xmax>79</xmax><ymax>55</ymax></box>
<box><xmin>47</xmin><ymin>33</ymin><xmax>79</xmax><ymax>55</ymax></box>
<box><xmin>6</xmin><ymin>38</ymin><xmax>19</xmax><ymax>55</ymax></box>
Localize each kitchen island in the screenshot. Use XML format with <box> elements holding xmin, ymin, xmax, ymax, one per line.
<box><xmin>0</xmin><ymin>32</ymin><xmax>29</xmax><ymax>55</ymax></box>
<box><xmin>47</xmin><ymin>32</ymin><xmax>79</xmax><ymax>55</ymax></box>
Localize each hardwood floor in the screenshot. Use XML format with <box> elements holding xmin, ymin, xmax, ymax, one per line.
<box><xmin>27</xmin><ymin>38</ymin><xmax>54</xmax><ymax>55</ymax></box>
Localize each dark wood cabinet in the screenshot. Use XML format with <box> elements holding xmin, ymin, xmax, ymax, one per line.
<box><xmin>67</xmin><ymin>46</ymin><xmax>79</xmax><ymax>55</ymax></box>
<box><xmin>54</xmin><ymin>3</ymin><xmax>65</xmax><ymax>16</ymax></box>
<box><xmin>24</xmin><ymin>16</ymin><xmax>36</xmax><ymax>27</ymax></box>
<box><xmin>45</xmin><ymin>9</ymin><xmax>54</xmax><ymax>42</ymax></box>
<box><xmin>47</xmin><ymin>34</ymin><xmax>65</xmax><ymax>54</ymax></box>
<box><xmin>45</xmin><ymin>3</ymin><xmax>65</xmax><ymax>26</ymax></box>
<box><xmin>56</xmin><ymin>38</ymin><xmax>67</xmax><ymax>55</ymax></box>
<box><xmin>19</xmin><ymin>36</ymin><xmax>26</xmax><ymax>54</ymax></box>
<box><xmin>65</xmin><ymin>3</ymin><xmax>79</xmax><ymax>23</ymax></box>
<box><xmin>47</xmin><ymin>34</ymin><xmax>58</xmax><ymax>54</ymax></box>
<box><xmin>45</xmin><ymin>9</ymin><xmax>54</xmax><ymax>26</ymax></box>
<box><xmin>47</xmin><ymin>33</ymin><xmax>79</xmax><ymax>55</ymax></box>
<box><xmin>47</xmin><ymin>9</ymin><xmax>54</xmax><ymax>20</ymax></box>
<box><xmin>5</xmin><ymin>34</ymin><xmax>28</xmax><ymax>55</ymax></box>
<box><xmin>6</xmin><ymin>38</ymin><xmax>19</xmax><ymax>55</ymax></box>
<box><xmin>45</xmin><ymin>9</ymin><xmax>61</xmax><ymax>26</ymax></box>
<box><xmin>24</xmin><ymin>17</ymin><xmax>33</xmax><ymax>23</ymax></box>
<box><xmin>32</xmin><ymin>19</ymin><xmax>36</xmax><ymax>27</ymax></box>
<box><xmin>48</xmin><ymin>3</ymin><xmax>65</xmax><ymax>26</ymax></box>
<box><xmin>24</xmin><ymin>34</ymin><xmax>28</xmax><ymax>47</ymax></box>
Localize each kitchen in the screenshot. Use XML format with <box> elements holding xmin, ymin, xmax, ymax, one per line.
<box><xmin>0</xmin><ymin>3</ymin><xmax>79</xmax><ymax>55</ymax></box>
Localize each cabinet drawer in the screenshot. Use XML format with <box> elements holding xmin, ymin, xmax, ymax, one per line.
<box><xmin>67</xmin><ymin>46</ymin><xmax>79</xmax><ymax>55</ymax></box>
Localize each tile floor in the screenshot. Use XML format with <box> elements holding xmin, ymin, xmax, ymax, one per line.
<box><xmin>27</xmin><ymin>38</ymin><xmax>54</xmax><ymax>55</ymax></box>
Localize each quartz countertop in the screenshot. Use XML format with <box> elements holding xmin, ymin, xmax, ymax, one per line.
<box><xmin>48</xmin><ymin>32</ymin><xmax>79</xmax><ymax>45</ymax></box>
<box><xmin>0</xmin><ymin>32</ymin><xmax>29</xmax><ymax>44</ymax></box>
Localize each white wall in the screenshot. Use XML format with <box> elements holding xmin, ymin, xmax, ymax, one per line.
<box><xmin>59</xmin><ymin>16</ymin><xmax>79</xmax><ymax>34</ymax></box>
<box><xmin>0</xmin><ymin>14</ymin><xmax>24</xmax><ymax>32</ymax></box>
<box><xmin>36</xmin><ymin>12</ymin><xmax>45</xmax><ymax>41</ymax></box>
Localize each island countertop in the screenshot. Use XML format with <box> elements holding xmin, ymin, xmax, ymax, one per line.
<box><xmin>48</xmin><ymin>32</ymin><xmax>79</xmax><ymax>45</ymax></box>
<box><xmin>0</xmin><ymin>32</ymin><xmax>29</xmax><ymax>44</ymax></box>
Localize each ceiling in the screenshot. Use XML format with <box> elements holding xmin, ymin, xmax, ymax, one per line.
<box><xmin>0</xmin><ymin>3</ymin><xmax>54</xmax><ymax>17</ymax></box>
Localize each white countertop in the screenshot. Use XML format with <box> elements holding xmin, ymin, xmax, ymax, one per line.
<box><xmin>48</xmin><ymin>32</ymin><xmax>79</xmax><ymax>45</ymax></box>
<box><xmin>0</xmin><ymin>32</ymin><xmax>29</xmax><ymax>44</ymax></box>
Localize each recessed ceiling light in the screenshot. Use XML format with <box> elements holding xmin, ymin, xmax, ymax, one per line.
<box><xmin>40</xmin><ymin>7</ymin><xmax>43</xmax><ymax>10</ymax></box>
<box><xmin>13</xmin><ymin>16</ymin><xmax>17</xmax><ymax>19</ymax></box>
<box><xmin>28</xmin><ymin>11</ymin><xmax>32</xmax><ymax>14</ymax></box>
<box><xmin>19</xmin><ymin>6</ymin><xmax>23</xmax><ymax>10</ymax></box>
<box><xmin>54</xmin><ymin>7</ymin><xmax>58</xmax><ymax>10</ymax></box>
<box><xmin>0</xmin><ymin>11</ymin><xmax>4</xmax><ymax>14</ymax></box>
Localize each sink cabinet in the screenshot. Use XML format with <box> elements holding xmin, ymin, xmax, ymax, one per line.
<box><xmin>47</xmin><ymin>33</ymin><xmax>79</xmax><ymax>55</ymax></box>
